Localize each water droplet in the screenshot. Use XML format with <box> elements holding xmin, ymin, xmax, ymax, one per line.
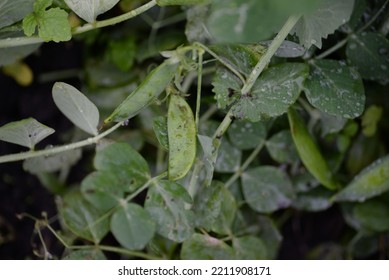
<box><xmin>343</xmin><ymin>114</ymin><xmax>351</xmax><ymax>118</ymax></box>
<box><xmin>310</xmin><ymin>39</ymin><xmax>317</xmax><ymax>45</ymax></box>
<box><xmin>379</xmin><ymin>48</ymin><xmax>388</xmax><ymax>55</ymax></box>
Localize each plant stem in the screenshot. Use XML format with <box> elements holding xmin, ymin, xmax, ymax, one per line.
<box><xmin>225</xmin><ymin>140</ymin><xmax>266</xmax><ymax>188</ymax></box>
<box><xmin>241</xmin><ymin>15</ymin><xmax>301</xmax><ymax>96</ymax></box>
<box><xmin>315</xmin><ymin>37</ymin><xmax>348</xmax><ymax>60</ymax></box>
<box><xmin>0</xmin><ymin>122</ymin><xmax>123</xmax><ymax>164</ymax></box>
<box><xmin>195</xmin><ymin>50</ymin><xmax>204</xmax><ymax>130</ymax></box>
<box><xmin>0</xmin><ymin>0</ymin><xmax>157</xmax><ymax>48</ymax></box>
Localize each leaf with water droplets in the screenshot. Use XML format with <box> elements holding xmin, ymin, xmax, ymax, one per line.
<box><xmin>212</xmin><ymin>67</ymin><xmax>242</xmax><ymax>110</ymax></box>
<box><xmin>332</xmin><ymin>155</ymin><xmax>389</xmax><ymax>202</ymax></box>
<box><xmin>231</xmin><ymin>63</ymin><xmax>308</xmax><ymax>122</ymax></box>
<box><xmin>228</xmin><ymin>120</ymin><xmax>267</xmax><ymax>150</ymax></box>
<box><xmin>303</xmin><ymin>59</ymin><xmax>365</xmax><ymax>119</ymax></box>
<box><xmin>53</xmin><ymin>82</ymin><xmax>100</xmax><ymax>135</ymax></box>
<box><xmin>242</xmin><ymin>166</ymin><xmax>295</xmax><ymax>213</ymax></box>
<box><xmin>145</xmin><ymin>180</ymin><xmax>194</xmax><ymax>242</ymax></box>
<box><xmin>265</xmin><ymin>130</ymin><xmax>298</xmax><ymax>163</ymax></box>
<box><xmin>0</xmin><ymin>118</ymin><xmax>54</xmax><ymax>149</ymax></box>
<box><xmin>346</xmin><ymin>32</ymin><xmax>389</xmax><ymax>84</ymax></box>
<box><xmin>292</xmin><ymin>0</ymin><xmax>354</xmax><ymax>49</ymax></box>
<box><xmin>215</xmin><ymin>138</ymin><xmax>241</xmax><ymax>173</ymax></box>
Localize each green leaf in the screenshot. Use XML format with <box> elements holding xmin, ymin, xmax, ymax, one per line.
<box><xmin>292</xmin><ymin>0</ymin><xmax>355</xmax><ymax>49</ymax></box>
<box><xmin>231</xmin><ymin>63</ymin><xmax>308</xmax><ymax>122</ymax></box>
<box><xmin>265</xmin><ymin>130</ymin><xmax>299</xmax><ymax>164</ymax></box>
<box><xmin>228</xmin><ymin>120</ymin><xmax>267</xmax><ymax>150</ymax></box>
<box><xmin>181</xmin><ymin>233</ymin><xmax>234</xmax><ymax>260</ymax></box>
<box><xmin>81</xmin><ymin>171</ymin><xmax>126</xmax><ymax>211</ymax></box>
<box><xmin>303</xmin><ymin>59</ymin><xmax>365</xmax><ymax>119</ymax></box>
<box><xmin>153</xmin><ymin>116</ymin><xmax>169</xmax><ymax>151</ymax></box>
<box><xmin>211</xmin><ymin>185</ymin><xmax>237</xmax><ymax>235</ymax></box>
<box><xmin>242</xmin><ymin>166</ymin><xmax>295</xmax><ymax>213</ymax></box>
<box><xmin>210</xmin><ymin>44</ymin><xmax>266</xmax><ymax>76</ymax></box>
<box><xmin>167</xmin><ymin>95</ymin><xmax>197</xmax><ymax>181</ymax></box>
<box><xmin>23</xmin><ymin>148</ymin><xmax>81</xmax><ymax>174</ymax></box>
<box><xmin>353</xmin><ymin>200</ymin><xmax>389</xmax><ymax>232</ymax></box>
<box><xmin>145</xmin><ymin>180</ymin><xmax>194</xmax><ymax>242</ymax></box>
<box><xmin>292</xmin><ymin>188</ymin><xmax>333</xmax><ymax>212</ymax></box>
<box><xmin>233</xmin><ymin>236</ymin><xmax>267</xmax><ymax>260</ymax></box>
<box><xmin>0</xmin><ymin>0</ymin><xmax>34</xmax><ymax>29</ymax></box>
<box><xmin>215</xmin><ymin>138</ymin><xmax>241</xmax><ymax>173</ymax></box>
<box><xmin>193</xmin><ymin>181</ymin><xmax>223</xmax><ymax>230</ymax></box>
<box><xmin>288</xmin><ymin>108</ymin><xmax>338</xmax><ymax>190</ymax></box>
<box><xmin>333</xmin><ymin>155</ymin><xmax>389</xmax><ymax>202</ymax></box>
<box><xmin>197</xmin><ymin>134</ymin><xmax>217</xmax><ymax>186</ymax></box>
<box><xmin>157</xmin><ymin>0</ymin><xmax>211</xmax><ymax>5</ymax></box>
<box><xmin>23</xmin><ymin>0</ymin><xmax>71</xmax><ymax>42</ymax></box>
<box><xmin>94</xmin><ymin>142</ymin><xmax>150</xmax><ymax>191</ymax></box>
<box><xmin>105</xmin><ymin>59</ymin><xmax>179</xmax><ymax>123</ymax></box>
<box><xmin>63</xmin><ymin>249</ymin><xmax>106</xmax><ymax>260</ymax></box>
<box><xmin>185</xmin><ymin>4</ymin><xmax>209</xmax><ymax>43</ymax></box>
<box><xmin>52</xmin><ymin>82</ymin><xmax>100</xmax><ymax>136</ymax></box>
<box><xmin>257</xmin><ymin>216</ymin><xmax>282</xmax><ymax>259</ymax></box>
<box><xmin>212</xmin><ymin>67</ymin><xmax>242</xmax><ymax>110</ymax></box>
<box><xmin>111</xmin><ymin>202</ymin><xmax>156</xmax><ymax>250</ymax></box>
<box><xmin>59</xmin><ymin>191</ymin><xmax>109</xmax><ymax>243</ymax></box>
<box><xmin>64</xmin><ymin>0</ymin><xmax>120</xmax><ymax>23</ymax></box>
<box><xmin>346</xmin><ymin>32</ymin><xmax>389</xmax><ymax>84</ymax></box>
<box><xmin>0</xmin><ymin>118</ymin><xmax>54</xmax><ymax>149</ymax></box>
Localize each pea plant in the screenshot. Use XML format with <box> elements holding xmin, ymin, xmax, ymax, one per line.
<box><xmin>0</xmin><ymin>0</ymin><xmax>389</xmax><ymax>260</ymax></box>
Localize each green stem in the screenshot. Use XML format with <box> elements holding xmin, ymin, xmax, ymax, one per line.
<box><xmin>0</xmin><ymin>122</ymin><xmax>123</xmax><ymax>164</ymax></box>
<box><xmin>241</xmin><ymin>15</ymin><xmax>301</xmax><ymax>96</ymax></box>
<box><xmin>225</xmin><ymin>140</ymin><xmax>266</xmax><ymax>188</ymax></box>
<box><xmin>315</xmin><ymin>37</ymin><xmax>348</xmax><ymax>60</ymax></box>
<box><xmin>195</xmin><ymin>50</ymin><xmax>204</xmax><ymax>131</ymax></box>
<box><xmin>0</xmin><ymin>0</ymin><xmax>157</xmax><ymax>48</ymax></box>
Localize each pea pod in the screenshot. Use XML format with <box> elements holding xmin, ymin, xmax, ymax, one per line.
<box><xmin>104</xmin><ymin>59</ymin><xmax>179</xmax><ymax>123</ymax></box>
<box><xmin>156</xmin><ymin>0</ymin><xmax>211</xmax><ymax>6</ymax></box>
<box><xmin>168</xmin><ymin>94</ymin><xmax>196</xmax><ymax>181</ymax></box>
<box><xmin>288</xmin><ymin>107</ymin><xmax>338</xmax><ymax>190</ymax></box>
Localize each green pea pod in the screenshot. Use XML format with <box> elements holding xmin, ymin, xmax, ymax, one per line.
<box><xmin>288</xmin><ymin>107</ymin><xmax>338</xmax><ymax>190</ymax></box>
<box><xmin>156</xmin><ymin>0</ymin><xmax>211</xmax><ymax>6</ymax></box>
<box><xmin>104</xmin><ymin>59</ymin><xmax>179</xmax><ymax>123</ymax></box>
<box><xmin>168</xmin><ymin>94</ymin><xmax>196</xmax><ymax>181</ymax></box>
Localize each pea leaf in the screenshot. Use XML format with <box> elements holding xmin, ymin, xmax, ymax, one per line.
<box><xmin>23</xmin><ymin>0</ymin><xmax>71</xmax><ymax>42</ymax></box>
<box><xmin>59</xmin><ymin>191</ymin><xmax>109</xmax><ymax>243</ymax></box>
<box><xmin>242</xmin><ymin>166</ymin><xmax>295</xmax><ymax>213</ymax></box>
<box><xmin>231</xmin><ymin>63</ymin><xmax>308</xmax><ymax>122</ymax></box>
<box><xmin>0</xmin><ymin>32</ymin><xmax>41</xmax><ymax>66</ymax></box>
<box><xmin>145</xmin><ymin>180</ymin><xmax>194</xmax><ymax>242</ymax></box>
<box><xmin>0</xmin><ymin>0</ymin><xmax>34</xmax><ymax>29</ymax></box>
<box><xmin>211</xmin><ymin>185</ymin><xmax>237</xmax><ymax>235</ymax></box>
<box><xmin>288</xmin><ymin>108</ymin><xmax>339</xmax><ymax>190</ymax></box>
<box><xmin>23</xmin><ymin>149</ymin><xmax>81</xmax><ymax>174</ymax></box>
<box><xmin>346</xmin><ymin>32</ymin><xmax>389</xmax><ymax>84</ymax></box>
<box><xmin>197</xmin><ymin>134</ymin><xmax>217</xmax><ymax>186</ymax></box>
<box><xmin>193</xmin><ymin>181</ymin><xmax>223</xmax><ymax>230</ymax></box>
<box><xmin>303</xmin><ymin>59</ymin><xmax>365</xmax><ymax>119</ymax></box>
<box><xmin>215</xmin><ymin>138</ymin><xmax>241</xmax><ymax>173</ymax></box>
<box><xmin>265</xmin><ymin>130</ymin><xmax>299</xmax><ymax>164</ymax></box>
<box><xmin>212</xmin><ymin>67</ymin><xmax>242</xmax><ymax>110</ymax></box>
<box><xmin>0</xmin><ymin>118</ymin><xmax>54</xmax><ymax>149</ymax></box>
<box><xmin>81</xmin><ymin>172</ymin><xmax>126</xmax><ymax>212</ymax></box>
<box><xmin>292</xmin><ymin>188</ymin><xmax>333</xmax><ymax>212</ymax></box>
<box><xmin>333</xmin><ymin>155</ymin><xmax>389</xmax><ymax>202</ymax></box>
<box><xmin>181</xmin><ymin>233</ymin><xmax>234</xmax><ymax>260</ymax></box>
<box><xmin>94</xmin><ymin>142</ymin><xmax>150</xmax><ymax>190</ymax></box>
<box><xmin>110</xmin><ymin>203</ymin><xmax>156</xmax><ymax>250</ymax></box>
<box><xmin>63</xmin><ymin>249</ymin><xmax>106</xmax><ymax>260</ymax></box>
<box><xmin>228</xmin><ymin>120</ymin><xmax>267</xmax><ymax>150</ymax></box>
<box><xmin>292</xmin><ymin>0</ymin><xmax>355</xmax><ymax>49</ymax></box>
<box><xmin>52</xmin><ymin>82</ymin><xmax>100</xmax><ymax>136</ymax></box>
<box><xmin>167</xmin><ymin>95</ymin><xmax>197</xmax><ymax>181</ymax></box>
<box><xmin>233</xmin><ymin>236</ymin><xmax>267</xmax><ymax>260</ymax></box>
<box><xmin>64</xmin><ymin>0</ymin><xmax>120</xmax><ymax>23</ymax></box>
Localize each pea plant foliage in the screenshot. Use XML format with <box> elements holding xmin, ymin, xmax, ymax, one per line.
<box><xmin>0</xmin><ymin>0</ymin><xmax>389</xmax><ymax>260</ymax></box>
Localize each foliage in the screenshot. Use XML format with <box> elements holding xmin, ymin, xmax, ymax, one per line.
<box><xmin>0</xmin><ymin>0</ymin><xmax>389</xmax><ymax>260</ymax></box>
